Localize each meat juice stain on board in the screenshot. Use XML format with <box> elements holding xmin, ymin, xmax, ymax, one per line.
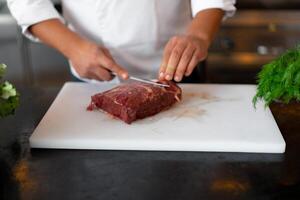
<box><xmin>170</xmin><ymin>92</ymin><xmax>219</xmax><ymax>122</ymax></box>
<box><xmin>173</xmin><ymin>92</ymin><xmax>241</xmax><ymax>121</ymax></box>
<box><xmin>145</xmin><ymin>92</ymin><xmax>240</xmax><ymax>125</ymax></box>
<box><xmin>142</xmin><ymin>92</ymin><xmax>220</xmax><ymax>125</ymax></box>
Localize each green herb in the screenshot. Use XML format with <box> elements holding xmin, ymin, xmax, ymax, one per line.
<box><xmin>253</xmin><ymin>46</ymin><xmax>300</xmax><ymax>107</ymax></box>
<box><xmin>0</xmin><ymin>63</ymin><xmax>19</xmax><ymax>117</ymax></box>
<box><xmin>0</xmin><ymin>63</ymin><xmax>6</xmax><ymax>78</ymax></box>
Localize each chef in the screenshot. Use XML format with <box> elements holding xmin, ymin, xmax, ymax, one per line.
<box><xmin>7</xmin><ymin>0</ymin><xmax>236</xmax><ymax>83</ymax></box>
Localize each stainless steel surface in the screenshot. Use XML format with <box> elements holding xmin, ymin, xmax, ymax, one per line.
<box><xmin>208</xmin><ymin>53</ymin><xmax>275</xmax><ymax>69</ymax></box>
<box><xmin>222</xmin><ymin>10</ymin><xmax>300</xmax><ymax>27</ymax></box>
<box><xmin>208</xmin><ymin>10</ymin><xmax>300</xmax><ymax>83</ymax></box>
<box><xmin>212</xmin><ymin>11</ymin><xmax>300</xmax><ymax>53</ymax></box>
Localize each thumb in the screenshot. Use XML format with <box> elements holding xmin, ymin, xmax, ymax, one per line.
<box><xmin>100</xmin><ymin>48</ymin><xmax>128</xmax><ymax>79</ymax></box>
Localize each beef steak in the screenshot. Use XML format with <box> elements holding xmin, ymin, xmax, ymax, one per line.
<box><xmin>87</xmin><ymin>81</ymin><xmax>182</xmax><ymax>124</ymax></box>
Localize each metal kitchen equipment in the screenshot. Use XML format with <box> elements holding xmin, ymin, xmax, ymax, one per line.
<box><xmin>208</xmin><ymin>0</ymin><xmax>300</xmax><ymax>83</ymax></box>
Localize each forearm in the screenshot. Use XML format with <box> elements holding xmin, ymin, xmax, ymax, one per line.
<box><xmin>29</xmin><ymin>19</ymin><xmax>85</xmax><ymax>59</ymax></box>
<box><xmin>29</xmin><ymin>18</ymin><xmax>128</xmax><ymax>80</ymax></box>
<box><xmin>187</xmin><ymin>8</ymin><xmax>224</xmax><ymax>48</ymax></box>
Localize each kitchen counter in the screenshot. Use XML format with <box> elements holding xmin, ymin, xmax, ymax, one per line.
<box><xmin>0</xmin><ymin>86</ymin><xmax>299</xmax><ymax>200</ymax></box>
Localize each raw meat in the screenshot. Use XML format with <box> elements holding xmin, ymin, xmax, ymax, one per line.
<box><xmin>87</xmin><ymin>81</ymin><xmax>182</xmax><ymax>124</ymax></box>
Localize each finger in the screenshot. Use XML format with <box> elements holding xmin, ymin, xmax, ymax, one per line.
<box><xmin>86</xmin><ymin>65</ymin><xmax>112</xmax><ymax>81</ymax></box>
<box><xmin>174</xmin><ymin>45</ymin><xmax>196</xmax><ymax>82</ymax></box>
<box><xmin>159</xmin><ymin>38</ymin><xmax>177</xmax><ymax>80</ymax></box>
<box><xmin>101</xmin><ymin>48</ymin><xmax>123</xmax><ymax>78</ymax></box>
<box><xmin>165</xmin><ymin>41</ymin><xmax>187</xmax><ymax>80</ymax></box>
<box><xmin>98</xmin><ymin>53</ymin><xmax>128</xmax><ymax>79</ymax></box>
<box><xmin>185</xmin><ymin>49</ymin><xmax>201</xmax><ymax>77</ymax></box>
<box><xmin>102</xmin><ymin>48</ymin><xmax>114</xmax><ymax>60</ymax></box>
<box><xmin>93</xmin><ymin>66</ymin><xmax>112</xmax><ymax>81</ymax></box>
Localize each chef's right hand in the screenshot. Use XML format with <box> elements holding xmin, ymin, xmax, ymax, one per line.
<box><xmin>69</xmin><ymin>40</ymin><xmax>128</xmax><ymax>81</ymax></box>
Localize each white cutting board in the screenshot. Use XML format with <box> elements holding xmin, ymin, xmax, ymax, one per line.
<box><xmin>30</xmin><ymin>82</ymin><xmax>285</xmax><ymax>153</ymax></box>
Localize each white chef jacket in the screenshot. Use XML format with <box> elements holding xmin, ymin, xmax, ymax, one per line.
<box><xmin>7</xmin><ymin>0</ymin><xmax>236</xmax><ymax>82</ymax></box>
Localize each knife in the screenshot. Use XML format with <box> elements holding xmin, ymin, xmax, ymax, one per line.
<box><xmin>111</xmin><ymin>72</ymin><xmax>170</xmax><ymax>87</ymax></box>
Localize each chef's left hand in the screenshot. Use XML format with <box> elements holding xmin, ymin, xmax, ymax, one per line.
<box><xmin>158</xmin><ymin>35</ymin><xmax>208</xmax><ymax>82</ymax></box>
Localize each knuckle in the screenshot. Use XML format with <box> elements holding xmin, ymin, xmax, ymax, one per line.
<box><xmin>172</xmin><ymin>36</ymin><xmax>178</xmax><ymax>42</ymax></box>
<box><xmin>92</xmin><ymin>48</ymin><xmax>101</xmax><ymax>57</ymax></box>
<box><xmin>165</xmin><ymin>44</ymin><xmax>172</xmax><ymax>52</ymax></box>
<box><xmin>105</xmin><ymin>59</ymin><xmax>115</xmax><ymax>68</ymax></box>
<box><xmin>90</xmin><ymin>45</ymin><xmax>99</xmax><ymax>52</ymax></box>
<box><xmin>85</xmin><ymin>57</ymin><xmax>98</xmax><ymax>66</ymax></box>
<box><xmin>172</xmin><ymin>49</ymin><xmax>181</xmax><ymax>59</ymax></box>
<box><xmin>181</xmin><ymin>37</ymin><xmax>188</xmax><ymax>43</ymax></box>
<box><xmin>182</xmin><ymin>52</ymin><xmax>192</xmax><ymax>61</ymax></box>
<box><xmin>172</xmin><ymin>36</ymin><xmax>182</xmax><ymax>44</ymax></box>
<box><xmin>177</xmin><ymin>38</ymin><xmax>186</xmax><ymax>46</ymax></box>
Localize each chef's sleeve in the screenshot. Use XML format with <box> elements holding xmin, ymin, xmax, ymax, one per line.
<box><xmin>191</xmin><ymin>0</ymin><xmax>236</xmax><ymax>19</ymax></box>
<box><xmin>7</xmin><ymin>0</ymin><xmax>64</xmax><ymax>42</ymax></box>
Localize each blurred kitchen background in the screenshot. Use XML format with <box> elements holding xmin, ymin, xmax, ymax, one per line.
<box><xmin>0</xmin><ymin>0</ymin><xmax>300</xmax><ymax>87</ymax></box>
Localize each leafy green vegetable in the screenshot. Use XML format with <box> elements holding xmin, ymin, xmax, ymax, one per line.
<box><xmin>1</xmin><ymin>81</ymin><xmax>17</xmax><ymax>99</ymax></box>
<box><xmin>0</xmin><ymin>93</ymin><xmax>19</xmax><ymax>118</ymax></box>
<box><xmin>0</xmin><ymin>63</ymin><xmax>19</xmax><ymax>117</ymax></box>
<box><xmin>253</xmin><ymin>46</ymin><xmax>300</xmax><ymax>107</ymax></box>
<box><xmin>0</xmin><ymin>63</ymin><xmax>6</xmax><ymax>78</ymax></box>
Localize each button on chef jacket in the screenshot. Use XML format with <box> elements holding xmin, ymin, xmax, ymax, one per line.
<box><xmin>7</xmin><ymin>0</ymin><xmax>236</xmax><ymax>83</ymax></box>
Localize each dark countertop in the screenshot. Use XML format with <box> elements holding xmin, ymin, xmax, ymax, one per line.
<box><xmin>0</xmin><ymin>86</ymin><xmax>300</xmax><ymax>200</ymax></box>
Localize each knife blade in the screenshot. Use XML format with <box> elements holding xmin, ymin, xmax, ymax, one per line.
<box><xmin>129</xmin><ymin>76</ymin><xmax>170</xmax><ymax>87</ymax></box>
<box><xmin>111</xmin><ymin>72</ymin><xmax>170</xmax><ymax>87</ymax></box>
